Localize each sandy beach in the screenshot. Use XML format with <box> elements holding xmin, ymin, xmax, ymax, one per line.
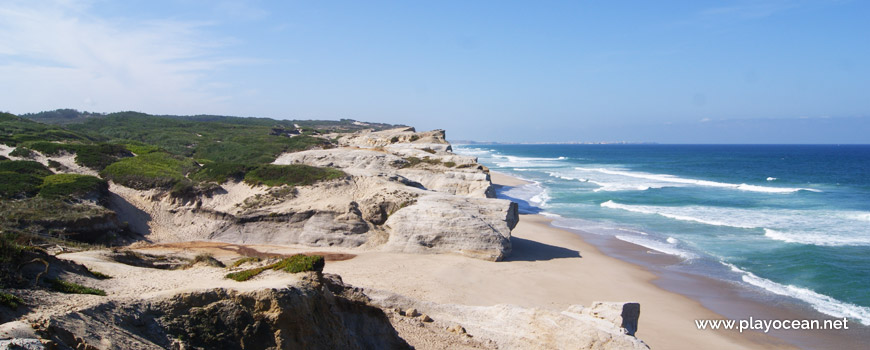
<box><xmin>317</xmin><ymin>172</ymin><xmax>797</xmax><ymax>349</ymax></box>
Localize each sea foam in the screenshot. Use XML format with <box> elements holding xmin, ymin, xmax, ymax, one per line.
<box><xmin>575</xmin><ymin>167</ymin><xmax>820</xmax><ymax>194</ymax></box>
<box><xmin>725</xmin><ymin>263</ymin><xmax>870</xmax><ymax>326</ymax></box>
<box><xmin>601</xmin><ymin>201</ymin><xmax>870</xmax><ymax>247</ymax></box>
<box><xmin>615</xmin><ymin>235</ymin><xmax>697</xmax><ymax>260</ymax></box>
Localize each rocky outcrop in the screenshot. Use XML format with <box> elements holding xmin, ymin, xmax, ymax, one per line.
<box><xmin>333</xmin><ymin>127</ymin><xmax>451</xmax><ymax>150</ymax></box>
<box><xmin>384</xmin><ymin>195</ymin><xmax>518</xmax><ymax>261</ymax></box>
<box><xmin>108</xmin><ymin>126</ymin><xmax>512</xmax><ymax>261</ymax></box>
<box><xmin>36</xmin><ymin>274</ymin><xmax>411</xmax><ymax>350</ymax></box>
<box><xmin>273</xmin><ymin>148</ymin><xmax>406</xmax><ymax>172</ymax></box>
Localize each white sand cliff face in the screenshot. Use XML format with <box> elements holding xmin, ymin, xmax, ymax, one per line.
<box><xmin>112</xmin><ymin>127</ymin><xmax>515</xmax><ymax>261</ymax></box>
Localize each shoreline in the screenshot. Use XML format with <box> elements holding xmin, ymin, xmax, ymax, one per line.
<box><xmin>318</xmin><ymin>173</ymin><xmax>792</xmax><ymax>349</ymax></box>
<box><xmin>489</xmin><ymin>171</ymin><xmax>870</xmax><ymax>349</ymax></box>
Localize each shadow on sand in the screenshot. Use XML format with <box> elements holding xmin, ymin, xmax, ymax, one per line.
<box><xmin>504</xmin><ymin>237</ymin><xmax>581</xmax><ymax>262</ymax></box>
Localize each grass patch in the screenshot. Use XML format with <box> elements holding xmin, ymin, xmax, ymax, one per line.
<box><xmin>122</xmin><ymin>141</ymin><xmax>162</xmax><ymax>155</ymax></box>
<box><xmin>229</xmin><ymin>256</ymin><xmax>261</xmax><ymax>268</ymax></box>
<box><xmin>0</xmin><ymin>172</ymin><xmax>44</xmax><ymax>199</ymax></box>
<box><xmin>39</xmin><ymin>174</ymin><xmax>108</xmax><ymax>200</ymax></box>
<box><xmin>0</xmin><ymin>112</ymin><xmax>89</xmax><ymax>146</ymax></box>
<box><xmin>100</xmin><ymin>152</ymin><xmax>199</xmax><ymax>190</ymax></box>
<box><xmin>443</xmin><ymin>161</ymin><xmax>456</xmax><ymax>168</ymax></box>
<box><xmin>47</xmin><ymin>159</ymin><xmax>63</xmax><ymax>170</ymax></box>
<box><xmin>190</xmin><ymin>162</ymin><xmax>251</xmax><ymax>183</ymax></box>
<box><xmin>400</xmin><ymin>156</ymin><xmax>445</xmax><ymax>169</ymax></box>
<box><xmin>27</xmin><ymin>142</ymin><xmax>131</xmax><ymax>170</ymax></box>
<box><xmin>421</xmin><ymin>147</ymin><xmax>436</xmax><ymax>154</ymax></box>
<box><xmin>0</xmin><ymin>197</ymin><xmax>114</xmax><ymax>224</ymax></box>
<box><xmin>67</xmin><ymin>112</ymin><xmax>333</xmax><ymax>164</ymax></box>
<box><xmin>243</xmin><ymin>164</ymin><xmax>344</xmax><ymax>187</ymax></box>
<box><xmin>85</xmin><ymin>267</ymin><xmax>112</xmax><ymax>280</ymax></box>
<box><xmin>0</xmin><ymin>160</ymin><xmax>53</xmax><ymax>177</ymax></box>
<box><xmin>187</xmin><ymin>253</ymin><xmax>225</xmax><ymax>268</ymax></box>
<box><xmin>48</xmin><ymin>278</ymin><xmax>106</xmax><ymax>296</ymax></box>
<box><xmin>225</xmin><ymin>254</ymin><xmax>324</xmax><ymax>281</ymax></box>
<box><xmin>9</xmin><ymin>147</ymin><xmax>36</xmax><ymax>158</ymax></box>
<box><xmin>272</xmin><ymin>254</ymin><xmax>325</xmax><ymax>273</ymax></box>
<box><xmin>0</xmin><ymin>291</ymin><xmax>23</xmax><ymax>308</ymax></box>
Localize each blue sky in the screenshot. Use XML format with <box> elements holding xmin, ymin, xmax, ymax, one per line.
<box><xmin>1</xmin><ymin>0</ymin><xmax>868</xmax><ymax>143</ymax></box>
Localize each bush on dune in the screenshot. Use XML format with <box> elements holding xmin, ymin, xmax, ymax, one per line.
<box><xmin>100</xmin><ymin>152</ymin><xmax>199</xmax><ymax>190</ymax></box>
<box><xmin>0</xmin><ymin>160</ymin><xmax>53</xmax><ymax>177</ymax></box>
<box><xmin>190</xmin><ymin>162</ymin><xmax>252</xmax><ymax>183</ymax></box>
<box><xmin>225</xmin><ymin>255</ymin><xmax>324</xmax><ymax>282</ymax></box>
<box><xmin>27</xmin><ymin>142</ymin><xmax>131</xmax><ymax>170</ymax></box>
<box><xmin>0</xmin><ymin>172</ymin><xmax>43</xmax><ymax>199</ymax></box>
<box><xmin>243</xmin><ymin>164</ymin><xmax>345</xmax><ymax>187</ymax></box>
<box><xmin>38</xmin><ymin>174</ymin><xmax>109</xmax><ymax>200</ymax></box>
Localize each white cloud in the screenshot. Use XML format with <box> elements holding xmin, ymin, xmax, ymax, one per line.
<box><xmin>0</xmin><ymin>0</ymin><xmax>243</xmax><ymax>114</ymax></box>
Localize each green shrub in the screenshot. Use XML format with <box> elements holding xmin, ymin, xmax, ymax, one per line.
<box><xmin>443</xmin><ymin>161</ymin><xmax>456</xmax><ymax>168</ymax></box>
<box><xmin>225</xmin><ymin>254</ymin><xmax>324</xmax><ymax>281</ymax></box>
<box><xmin>272</xmin><ymin>254</ymin><xmax>324</xmax><ymax>273</ymax></box>
<box><xmin>190</xmin><ymin>162</ymin><xmax>251</xmax><ymax>183</ymax></box>
<box><xmin>25</xmin><ymin>141</ymin><xmax>69</xmax><ymax>155</ymax></box>
<box><xmin>225</xmin><ymin>266</ymin><xmax>269</xmax><ymax>282</ymax></box>
<box><xmin>0</xmin><ymin>172</ymin><xmax>43</xmax><ymax>199</ymax></box>
<box><xmin>38</xmin><ymin>174</ymin><xmax>109</xmax><ymax>200</ymax></box>
<box><xmin>9</xmin><ymin>147</ymin><xmax>36</xmax><ymax>158</ymax></box>
<box><xmin>123</xmin><ymin>141</ymin><xmax>162</xmax><ymax>155</ymax></box>
<box><xmin>27</xmin><ymin>142</ymin><xmax>131</xmax><ymax>170</ymax></box>
<box><xmin>73</xmin><ymin>143</ymin><xmax>131</xmax><ymax>170</ymax></box>
<box><xmin>243</xmin><ymin>164</ymin><xmax>344</xmax><ymax>187</ymax></box>
<box><xmin>47</xmin><ymin>159</ymin><xmax>63</xmax><ymax>170</ymax></box>
<box><xmin>186</xmin><ymin>253</ymin><xmax>225</xmax><ymax>268</ymax></box>
<box><xmin>0</xmin><ymin>160</ymin><xmax>53</xmax><ymax>177</ymax></box>
<box><xmin>421</xmin><ymin>147</ymin><xmax>436</xmax><ymax>154</ymax></box>
<box><xmin>85</xmin><ymin>267</ymin><xmax>112</xmax><ymax>280</ymax></box>
<box><xmin>400</xmin><ymin>156</ymin><xmax>445</xmax><ymax>168</ymax></box>
<box><xmin>48</xmin><ymin>278</ymin><xmax>106</xmax><ymax>296</ymax></box>
<box><xmin>100</xmin><ymin>152</ymin><xmax>199</xmax><ymax>190</ymax></box>
<box><xmin>229</xmin><ymin>256</ymin><xmax>261</xmax><ymax>268</ymax></box>
<box><xmin>0</xmin><ymin>291</ymin><xmax>23</xmax><ymax>308</ymax></box>
<box><xmin>0</xmin><ymin>197</ymin><xmax>112</xmax><ymax>223</ymax></box>
<box><xmin>0</xmin><ymin>155</ymin><xmax>8</xmax><ymax>161</ymax></box>
<box><xmin>0</xmin><ymin>232</ymin><xmax>26</xmax><ymax>265</ymax></box>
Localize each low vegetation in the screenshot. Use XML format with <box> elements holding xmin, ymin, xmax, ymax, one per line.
<box><xmin>48</xmin><ymin>278</ymin><xmax>106</xmax><ymax>296</ymax></box>
<box><xmin>400</xmin><ymin>156</ymin><xmax>454</xmax><ymax>168</ymax></box>
<box><xmin>229</xmin><ymin>256</ymin><xmax>261</xmax><ymax>268</ymax></box>
<box><xmin>100</xmin><ymin>152</ymin><xmax>199</xmax><ymax>189</ymax></box>
<box><xmin>190</xmin><ymin>162</ymin><xmax>252</xmax><ymax>183</ymax></box>
<box><xmin>26</xmin><ymin>142</ymin><xmax>132</xmax><ymax>170</ymax></box>
<box><xmin>9</xmin><ymin>146</ymin><xmax>36</xmax><ymax>158</ymax></box>
<box><xmin>85</xmin><ymin>267</ymin><xmax>112</xmax><ymax>280</ymax></box>
<box><xmin>38</xmin><ymin>174</ymin><xmax>108</xmax><ymax>200</ymax></box>
<box><xmin>0</xmin><ymin>291</ymin><xmax>23</xmax><ymax>308</ymax></box>
<box><xmin>225</xmin><ymin>255</ymin><xmax>324</xmax><ymax>282</ymax></box>
<box><xmin>0</xmin><ymin>172</ymin><xmax>44</xmax><ymax>199</ymax></box>
<box><xmin>0</xmin><ymin>160</ymin><xmax>54</xmax><ymax>177</ymax></box>
<box><xmin>0</xmin><ymin>112</ymin><xmax>89</xmax><ymax>146</ymax></box>
<box><xmin>243</xmin><ymin>164</ymin><xmax>345</xmax><ymax>187</ymax></box>
<box><xmin>187</xmin><ymin>253</ymin><xmax>226</xmax><ymax>268</ymax></box>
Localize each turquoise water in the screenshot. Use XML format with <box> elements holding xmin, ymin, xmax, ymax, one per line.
<box><xmin>455</xmin><ymin>144</ymin><xmax>870</xmax><ymax>325</ymax></box>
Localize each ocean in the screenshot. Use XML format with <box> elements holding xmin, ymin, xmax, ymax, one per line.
<box><xmin>454</xmin><ymin>144</ymin><xmax>870</xmax><ymax>326</ymax></box>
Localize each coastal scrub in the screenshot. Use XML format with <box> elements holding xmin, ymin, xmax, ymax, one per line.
<box><xmin>225</xmin><ymin>255</ymin><xmax>324</xmax><ymax>281</ymax></box>
<box><xmin>243</xmin><ymin>164</ymin><xmax>344</xmax><ymax>187</ymax></box>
